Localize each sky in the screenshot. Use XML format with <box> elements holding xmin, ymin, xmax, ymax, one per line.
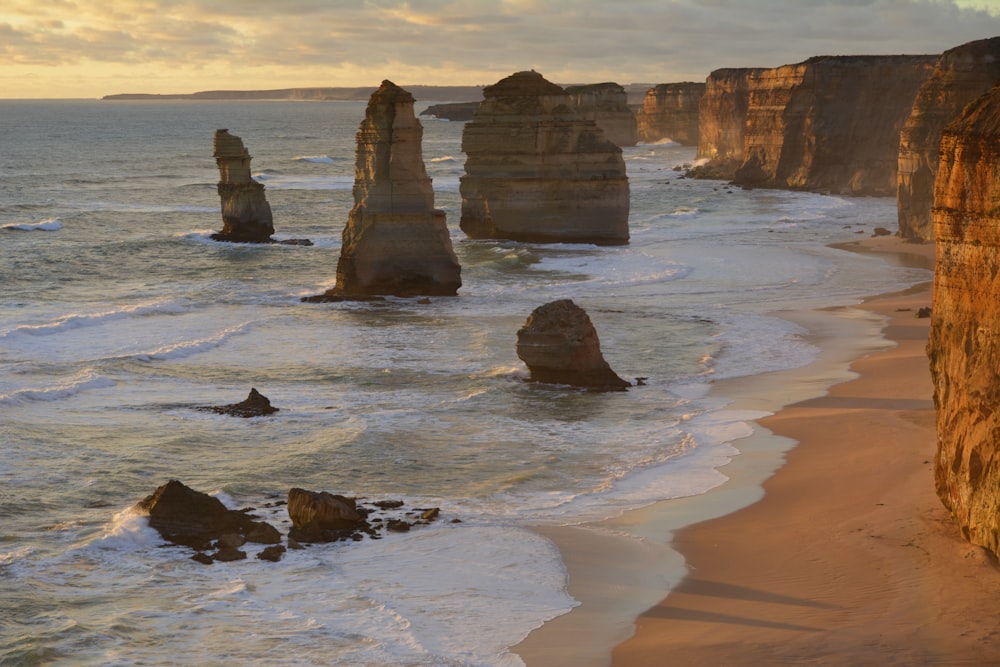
<box><xmin>2</xmin><ymin>0</ymin><xmax>1000</xmax><ymax>99</ymax></box>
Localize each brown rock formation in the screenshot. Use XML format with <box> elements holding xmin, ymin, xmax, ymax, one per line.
<box><xmin>733</xmin><ymin>55</ymin><xmax>936</xmax><ymax>195</ymax></box>
<box><xmin>313</xmin><ymin>81</ymin><xmax>461</xmax><ymax>299</ymax></box>
<box><xmin>636</xmin><ymin>82</ymin><xmax>705</xmax><ymax>145</ymax></box>
<box><xmin>689</xmin><ymin>68</ymin><xmax>764</xmax><ymax>180</ymax></box>
<box><xmin>201</xmin><ymin>387</ymin><xmax>279</xmax><ymax>418</ymax></box>
<box><xmin>565</xmin><ymin>82</ymin><xmax>638</xmax><ymax>147</ymax></box>
<box><xmin>212</xmin><ymin>129</ymin><xmax>275</xmax><ymax>243</ymax></box>
<box><xmin>460</xmin><ymin>71</ymin><xmax>630</xmax><ymax>246</ymax></box>
<box><xmin>516</xmin><ymin>299</ymin><xmax>630</xmax><ymax>390</ymax></box>
<box><xmin>898</xmin><ymin>37</ymin><xmax>1000</xmax><ymax>241</ymax></box>
<box><xmin>929</xmin><ymin>82</ymin><xmax>1000</xmax><ymax>559</ymax></box>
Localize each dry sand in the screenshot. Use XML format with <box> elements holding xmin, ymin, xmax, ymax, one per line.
<box><xmin>517</xmin><ymin>237</ymin><xmax>1000</xmax><ymax>667</ymax></box>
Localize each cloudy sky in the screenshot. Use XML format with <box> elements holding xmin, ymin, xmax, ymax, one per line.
<box><xmin>2</xmin><ymin>0</ymin><xmax>999</xmax><ymax>98</ymax></box>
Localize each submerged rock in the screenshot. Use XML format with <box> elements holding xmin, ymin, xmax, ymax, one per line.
<box><xmin>516</xmin><ymin>299</ymin><xmax>630</xmax><ymax>390</ymax></box>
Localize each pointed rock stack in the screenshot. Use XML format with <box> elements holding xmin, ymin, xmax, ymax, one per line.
<box><xmin>459</xmin><ymin>71</ymin><xmax>630</xmax><ymax>246</ymax></box>
<box><xmin>327</xmin><ymin>80</ymin><xmax>461</xmax><ymax>298</ymax></box>
<box><xmin>212</xmin><ymin>129</ymin><xmax>275</xmax><ymax>243</ymax></box>
<box><xmin>897</xmin><ymin>37</ymin><xmax>1000</xmax><ymax>241</ymax></box>
<box><xmin>929</xmin><ymin>82</ymin><xmax>1000</xmax><ymax>559</ymax></box>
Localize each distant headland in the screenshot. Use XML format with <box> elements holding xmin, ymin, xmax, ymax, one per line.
<box><xmin>102</xmin><ymin>85</ymin><xmax>486</xmax><ymax>102</ymax></box>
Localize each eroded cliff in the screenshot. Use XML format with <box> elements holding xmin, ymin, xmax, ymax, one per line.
<box><xmin>564</xmin><ymin>82</ymin><xmax>638</xmax><ymax>147</ymax></box>
<box><xmin>636</xmin><ymin>82</ymin><xmax>705</xmax><ymax>145</ymax></box>
<box><xmin>460</xmin><ymin>71</ymin><xmax>630</xmax><ymax>246</ymax></box>
<box><xmin>929</xmin><ymin>82</ymin><xmax>1000</xmax><ymax>558</ymax></box>
<box><xmin>733</xmin><ymin>55</ymin><xmax>936</xmax><ymax>195</ymax></box>
<box><xmin>897</xmin><ymin>37</ymin><xmax>1000</xmax><ymax>241</ymax></box>
<box><xmin>689</xmin><ymin>68</ymin><xmax>764</xmax><ymax>180</ymax></box>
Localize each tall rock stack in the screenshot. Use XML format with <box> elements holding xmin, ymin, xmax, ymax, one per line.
<box><xmin>564</xmin><ymin>82</ymin><xmax>638</xmax><ymax>147</ymax></box>
<box><xmin>328</xmin><ymin>80</ymin><xmax>461</xmax><ymax>298</ymax></box>
<box><xmin>689</xmin><ymin>68</ymin><xmax>764</xmax><ymax>180</ymax></box>
<box><xmin>460</xmin><ymin>71</ymin><xmax>630</xmax><ymax>246</ymax></box>
<box><xmin>636</xmin><ymin>82</ymin><xmax>705</xmax><ymax>145</ymax></box>
<box><xmin>897</xmin><ymin>37</ymin><xmax>1000</xmax><ymax>241</ymax></box>
<box><xmin>733</xmin><ymin>55</ymin><xmax>936</xmax><ymax>195</ymax></box>
<box><xmin>212</xmin><ymin>129</ymin><xmax>275</xmax><ymax>243</ymax></box>
<box><xmin>928</xmin><ymin>83</ymin><xmax>1000</xmax><ymax>559</ymax></box>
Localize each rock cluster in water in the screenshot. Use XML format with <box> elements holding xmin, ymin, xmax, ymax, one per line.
<box><xmin>459</xmin><ymin>70</ymin><xmax>630</xmax><ymax>246</ymax></box>
<box><xmin>305</xmin><ymin>80</ymin><xmax>461</xmax><ymax>301</ymax></box>
<box><xmin>928</xmin><ymin>82</ymin><xmax>1000</xmax><ymax>560</ymax></box>
<box><xmin>516</xmin><ymin>299</ymin><xmax>630</xmax><ymax>390</ymax></box>
<box><xmin>636</xmin><ymin>82</ymin><xmax>705</xmax><ymax>145</ymax></box>
<box><xmin>211</xmin><ymin>129</ymin><xmax>275</xmax><ymax>243</ymax></box>
<box><xmin>897</xmin><ymin>37</ymin><xmax>1000</xmax><ymax>241</ymax></box>
<box><xmin>564</xmin><ymin>82</ymin><xmax>638</xmax><ymax>147</ymax></box>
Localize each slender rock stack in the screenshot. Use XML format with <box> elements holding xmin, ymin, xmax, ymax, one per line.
<box><xmin>460</xmin><ymin>71</ymin><xmax>630</xmax><ymax>246</ymax></box>
<box><xmin>309</xmin><ymin>80</ymin><xmax>461</xmax><ymax>300</ymax></box>
<box><xmin>212</xmin><ymin>129</ymin><xmax>275</xmax><ymax>243</ymax></box>
<box><xmin>928</xmin><ymin>82</ymin><xmax>1000</xmax><ymax>559</ymax></box>
<box><xmin>897</xmin><ymin>37</ymin><xmax>1000</xmax><ymax>241</ymax></box>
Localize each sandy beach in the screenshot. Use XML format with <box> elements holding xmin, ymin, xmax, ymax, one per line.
<box><xmin>518</xmin><ymin>236</ymin><xmax>1000</xmax><ymax>666</ymax></box>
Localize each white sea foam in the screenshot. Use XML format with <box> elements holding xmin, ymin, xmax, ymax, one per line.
<box><xmin>2</xmin><ymin>217</ymin><xmax>62</xmax><ymax>231</ymax></box>
<box><xmin>1</xmin><ymin>300</ymin><xmax>188</xmax><ymax>338</ymax></box>
<box><xmin>129</xmin><ymin>321</ymin><xmax>253</xmax><ymax>362</ymax></box>
<box><xmin>292</xmin><ymin>155</ymin><xmax>337</xmax><ymax>164</ymax></box>
<box><xmin>0</xmin><ymin>370</ymin><xmax>116</xmax><ymax>405</ymax></box>
<box><xmin>429</xmin><ymin>155</ymin><xmax>461</xmax><ymax>163</ymax></box>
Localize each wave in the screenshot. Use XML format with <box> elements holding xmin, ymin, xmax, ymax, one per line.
<box><xmin>1</xmin><ymin>300</ymin><xmax>189</xmax><ymax>339</ymax></box>
<box><xmin>256</xmin><ymin>174</ymin><xmax>354</xmax><ymax>191</ymax></box>
<box><xmin>292</xmin><ymin>155</ymin><xmax>339</xmax><ymax>164</ymax></box>
<box><xmin>0</xmin><ymin>370</ymin><xmax>116</xmax><ymax>406</ymax></box>
<box><xmin>429</xmin><ymin>155</ymin><xmax>461</xmax><ymax>163</ymax></box>
<box><xmin>128</xmin><ymin>321</ymin><xmax>253</xmax><ymax>362</ymax></box>
<box><xmin>2</xmin><ymin>218</ymin><xmax>62</xmax><ymax>231</ymax></box>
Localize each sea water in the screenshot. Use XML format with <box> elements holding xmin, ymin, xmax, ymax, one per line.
<box><xmin>0</xmin><ymin>100</ymin><xmax>931</xmax><ymax>665</ymax></box>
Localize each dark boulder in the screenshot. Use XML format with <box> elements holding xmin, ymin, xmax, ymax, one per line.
<box><xmin>287</xmin><ymin>487</ymin><xmax>372</xmax><ymax>543</ymax></box>
<box><xmin>203</xmin><ymin>388</ymin><xmax>279</xmax><ymax>418</ymax></box>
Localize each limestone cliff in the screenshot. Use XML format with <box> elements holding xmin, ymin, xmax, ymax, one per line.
<box><xmin>460</xmin><ymin>71</ymin><xmax>630</xmax><ymax>246</ymax></box>
<box><xmin>636</xmin><ymin>82</ymin><xmax>705</xmax><ymax>145</ymax></box>
<box><xmin>689</xmin><ymin>68</ymin><xmax>764</xmax><ymax>180</ymax></box>
<box><xmin>212</xmin><ymin>129</ymin><xmax>274</xmax><ymax>243</ymax></box>
<box><xmin>564</xmin><ymin>82</ymin><xmax>638</xmax><ymax>147</ymax></box>
<box><xmin>897</xmin><ymin>37</ymin><xmax>1000</xmax><ymax>241</ymax></box>
<box><xmin>929</xmin><ymin>82</ymin><xmax>1000</xmax><ymax>559</ymax></box>
<box><xmin>733</xmin><ymin>55</ymin><xmax>936</xmax><ymax>195</ymax></box>
<box><xmin>314</xmin><ymin>80</ymin><xmax>461</xmax><ymax>299</ymax></box>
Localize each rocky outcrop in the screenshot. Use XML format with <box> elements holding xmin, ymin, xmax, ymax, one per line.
<box><xmin>928</xmin><ymin>83</ymin><xmax>1000</xmax><ymax>559</ymax></box>
<box><xmin>212</xmin><ymin>129</ymin><xmax>275</xmax><ymax>243</ymax></box>
<box><xmin>308</xmin><ymin>81</ymin><xmax>461</xmax><ymax>300</ymax></box>
<box><xmin>201</xmin><ymin>388</ymin><xmax>279</xmax><ymax>418</ymax></box>
<box><xmin>565</xmin><ymin>82</ymin><xmax>638</xmax><ymax>147</ymax></box>
<box><xmin>733</xmin><ymin>55</ymin><xmax>936</xmax><ymax>195</ymax></box>
<box><xmin>689</xmin><ymin>68</ymin><xmax>764</xmax><ymax>180</ymax></box>
<box><xmin>636</xmin><ymin>82</ymin><xmax>705</xmax><ymax>145</ymax></box>
<box><xmin>134</xmin><ymin>480</ymin><xmax>280</xmax><ymax>553</ymax></box>
<box><xmin>516</xmin><ymin>299</ymin><xmax>630</xmax><ymax>390</ymax></box>
<box><xmin>420</xmin><ymin>101</ymin><xmax>479</xmax><ymax>121</ymax></box>
<box><xmin>897</xmin><ymin>37</ymin><xmax>1000</xmax><ymax>241</ymax></box>
<box><xmin>287</xmin><ymin>488</ymin><xmax>443</xmax><ymax>543</ymax></box>
<box><xmin>460</xmin><ymin>71</ymin><xmax>630</xmax><ymax>246</ymax></box>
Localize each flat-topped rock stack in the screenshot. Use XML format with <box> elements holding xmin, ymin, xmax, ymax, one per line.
<box><xmin>459</xmin><ymin>70</ymin><xmax>630</xmax><ymax>246</ymax></box>
<box><xmin>636</xmin><ymin>82</ymin><xmax>705</xmax><ymax>145</ymax></box>
<box><xmin>564</xmin><ymin>82</ymin><xmax>638</xmax><ymax>147</ymax></box>
<box><xmin>212</xmin><ymin>129</ymin><xmax>275</xmax><ymax>243</ymax></box>
<box><xmin>308</xmin><ymin>80</ymin><xmax>461</xmax><ymax>300</ymax></box>
<box><xmin>897</xmin><ymin>37</ymin><xmax>1000</xmax><ymax>241</ymax></box>
<box><xmin>929</xmin><ymin>82</ymin><xmax>1000</xmax><ymax>560</ymax></box>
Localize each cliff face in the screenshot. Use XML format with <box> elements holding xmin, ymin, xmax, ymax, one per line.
<box><xmin>565</xmin><ymin>82</ymin><xmax>638</xmax><ymax>147</ymax></box>
<box><xmin>929</xmin><ymin>83</ymin><xmax>1000</xmax><ymax>559</ymax></box>
<box><xmin>212</xmin><ymin>129</ymin><xmax>274</xmax><ymax>243</ymax></box>
<box><xmin>636</xmin><ymin>82</ymin><xmax>705</xmax><ymax>145</ymax></box>
<box><xmin>897</xmin><ymin>37</ymin><xmax>1000</xmax><ymax>241</ymax></box>
<box><xmin>733</xmin><ymin>55</ymin><xmax>936</xmax><ymax>195</ymax></box>
<box><xmin>331</xmin><ymin>80</ymin><xmax>461</xmax><ymax>297</ymax></box>
<box><xmin>460</xmin><ymin>71</ymin><xmax>630</xmax><ymax>246</ymax></box>
<box><xmin>690</xmin><ymin>68</ymin><xmax>764</xmax><ymax>180</ymax></box>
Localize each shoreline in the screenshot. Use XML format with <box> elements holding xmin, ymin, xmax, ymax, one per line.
<box><xmin>516</xmin><ymin>236</ymin><xmax>1000</xmax><ymax>666</ymax></box>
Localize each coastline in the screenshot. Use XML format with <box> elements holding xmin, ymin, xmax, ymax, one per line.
<box><xmin>516</xmin><ymin>236</ymin><xmax>1000</xmax><ymax>666</ymax></box>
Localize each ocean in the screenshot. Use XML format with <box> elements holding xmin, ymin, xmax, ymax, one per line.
<box><xmin>0</xmin><ymin>99</ymin><xmax>931</xmax><ymax>666</ymax></box>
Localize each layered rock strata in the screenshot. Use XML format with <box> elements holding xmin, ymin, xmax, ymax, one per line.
<box><xmin>212</xmin><ymin>129</ymin><xmax>275</xmax><ymax>243</ymax></box>
<box><xmin>929</xmin><ymin>83</ymin><xmax>1000</xmax><ymax>559</ymax></box>
<box><xmin>311</xmin><ymin>80</ymin><xmax>461</xmax><ymax>300</ymax></box>
<box><xmin>565</xmin><ymin>82</ymin><xmax>638</xmax><ymax>147</ymax></box>
<box><xmin>460</xmin><ymin>71</ymin><xmax>630</xmax><ymax>246</ymax></box>
<box><xmin>516</xmin><ymin>299</ymin><xmax>630</xmax><ymax>390</ymax></box>
<box><xmin>732</xmin><ymin>55</ymin><xmax>936</xmax><ymax>195</ymax></box>
<box><xmin>897</xmin><ymin>37</ymin><xmax>1000</xmax><ymax>241</ymax></box>
<box><xmin>636</xmin><ymin>82</ymin><xmax>705</xmax><ymax>145</ymax></box>
<box><xmin>689</xmin><ymin>68</ymin><xmax>764</xmax><ymax>180</ymax></box>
